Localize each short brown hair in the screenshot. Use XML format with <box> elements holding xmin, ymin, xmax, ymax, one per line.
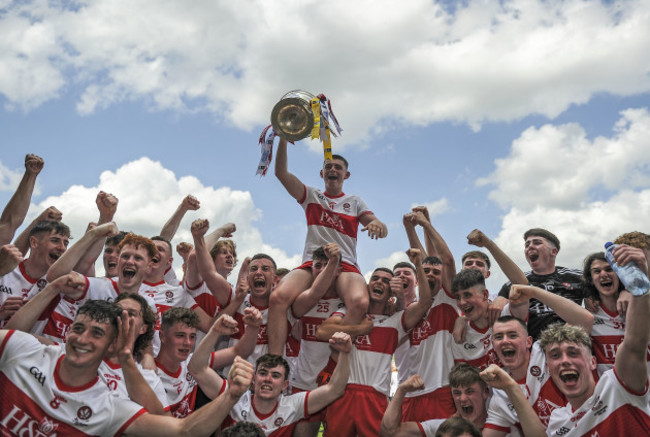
<box><xmin>160</xmin><ymin>307</ymin><xmax>199</xmax><ymax>331</ymax></box>
<box><xmin>449</xmin><ymin>363</ymin><xmax>486</xmax><ymax>390</ymax></box>
<box><xmin>209</xmin><ymin>239</ymin><xmax>238</xmax><ymax>268</ymax></box>
<box><xmin>461</xmin><ymin>251</ymin><xmax>491</xmax><ymax>270</ymax></box>
<box><xmin>255</xmin><ymin>354</ymin><xmax>290</xmax><ymax>380</ymax></box>
<box><xmin>524</xmin><ymin>228</ymin><xmax>560</xmax><ymax>251</ymax></box>
<box><xmin>539</xmin><ymin>323</ymin><xmax>591</xmax><ymax>353</ymax></box>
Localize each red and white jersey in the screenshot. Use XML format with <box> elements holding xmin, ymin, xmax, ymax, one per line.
<box><xmin>0</xmin><ymin>263</ymin><xmax>47</xmax><ymax>328</ymax></box>
<box><xmin>418</xmin><ymin>418</ymin><xmax>445</xmax><ymax>436</ymax></box>
<box><xmin>547</xmin><ymin>369</ymin><xmax>650</xmax><ymax>436</ymax></box>
<box><xmin>164</xmin><ymin>266</ymin><xmax>180</xmax><ymax>286</ymax></box>
<box><xmin>0</xmin><ymin>330</ymin><xmax>145</xmax><ymax>436</ymax></box>
<box><xmin>348</xmin><ymin>310</ymin><xmax>409</xmax><ymax>396</ymax></box>
<box><xmin>299</xmin><ymin>185</ymin><xmax>373</xmax><ymax>267</ymax></box>
<box><xmin>450</xmin><ymin>304</ymin><xmax>511</xmax><ymax>370</ymax></box>
<box><xmin>31</xmin><ymin>276</ymin><xmax>156</xmax><ymax>344</ymax></box>
<box><xmin>99</xmin><ymin>358</ymin><xmax>170</xmax><ymax>409</ymax></box>
<box><xmin>156</xmin><ymin>354</ymin><xmax>207</xmax><ymax>418</ymax></box>
<box><xmin>139</xmin><ymin>280</ymin><xmax>199</xmax><ymax>325</ymax></box>
<box><xmin>289</xmin><ymin>297</ymin><xmax>346</xmax><ymax>391</ymax></box>
<box><xmin>184</xmin><ymin>280</ymin><xmax>223</xmax><ymax>318</ymax></box>
<box><xmin>405</xmin><ymin>289</ymin><xmax>460</xmax><ymax>398</ymax></box>
<box><xmin>224</xmin><ymin>292</ymin><xmax>270</xmax><ymax>374</ymax></box>
<box><xmin>484</xmin><ymin>342</ymin><xmax>567</xmax><ymax>432</ymax></box>
<box><xmin>222</xmin><ymin>391</ymin><xmax>309</xmax><ymax>437</ymax></box>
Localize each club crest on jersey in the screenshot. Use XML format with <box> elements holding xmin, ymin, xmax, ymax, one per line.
<box><xmin>76</xmin><ymin>406</ymin><xmax>92</xmax><ymax>421</ymax></box>
<box><xmin>37</xmin><ymin>279</ymin><xmax>48</xmax><ymax>291</ymax></box>
<box><xmin>530</xmin><ymin>365</ymin><xmax>542</xmax><ymax>377</ymax></box>
<box><xmin>274</xmin><ymin>417</ymin><xmax>284</xmax><ymax>427</ymax></box>
<box><xmin>165</xmin><ymin>291</ymin><xmax>174</xmax><ymax>302</ymax></box>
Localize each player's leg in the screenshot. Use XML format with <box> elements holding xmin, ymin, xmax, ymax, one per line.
<box><xmin>267</xmin><ymin>268</ymin><xmax>313</xmax><ymax>355</ymax></box>
<box><xmin>335</xmin><ymin>271</ymin><xmax>369</xmax><ymax>326</ymax></box>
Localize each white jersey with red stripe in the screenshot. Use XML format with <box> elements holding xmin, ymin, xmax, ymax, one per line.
<box><xmin>348</xmin><ymin>310</ymin><xmax>409</xmax><ymax>396</ymax></box>
<box><xmin>98</xmin><ymin>358</ymin><xmax>170</xmax><ymax>409</ymax></box>
<box><xmin>0</xmin><ymin>262</ymin><xmax>48</xmax><ymax>327</ymax></box>
<box><xmin>184</xmin><ymin>280</ymin><xmax>223</xmax><ymax>317</ymax></box>
<box><xmin>299</xmin><ymin>185</ymin><xmax>372</xmax><ymax>267</ymax></box>
<box><xmin>222</xmin><ymin>390</ymin><xmax>309</xmax><ymax>437</ymax></box>
<box><xmin>164</xmin><ymin>266</ymin><xmax>180</xmax><ymax>286</ymax></box>
<box><xmin>289</xmin><ymin>297</ymin><xmax>346</xmax><ymax>391</ymax></box>
<box><xmin>450</xmin><ymin>304</ymin><xmax>511</xmax><ymax>370</ymax></box>
<box><xmin>155</xmin><ymin>354</ymin><xmax>201</xmax><ymax>418</ymax></box>
<box><xmin>224</xmin><ymin>292</ymin><xmax>270</xmax><ymax>375</ymax></box>
<box><xmin>30</xmin><ymin>276</ymin><xmax>156</xmax><ymax>344</ymax></box>
<box><xmin>0</xmin><ymin>330</ymin><xmax>145</xmax><ymax>436</ymax></box>
<box><xmin>547</xmin><ymin>369</ymin><xmax>650</xmax><ymax>436</ymax></box>
<box><xmin>484</xmin><ymin>342</ymin><xmax>567</xmax><ymax>432</ymax></box>
<box><xmin>405</xmin><ymin>289</ymin><xmax>460</xmax><ymax>398</ymax></box>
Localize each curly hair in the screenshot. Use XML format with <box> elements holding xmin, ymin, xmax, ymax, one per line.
<box><xmin>160</xmin><ymin>307</ymin><xmax>199</xmax><ymax>331</ymax></box>
<box><xmin>582</xmin><ymin>252</ymin><xmax>624</xmax><ymax>302</ymax></box>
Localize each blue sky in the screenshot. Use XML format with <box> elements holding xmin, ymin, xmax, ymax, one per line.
<box><xmin>1</xmin><ymin>0</ymin><xmax>649</xmax><ymax>292</ymax></box>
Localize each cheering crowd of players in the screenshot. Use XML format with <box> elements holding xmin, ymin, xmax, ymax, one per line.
<box><xmin>0</xmin><ymin>148</ymin><xmax>648</xmax><ymax>437</ymax></box>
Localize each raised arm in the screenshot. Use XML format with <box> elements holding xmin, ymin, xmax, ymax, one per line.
<box><xmin>0</xmin><ymin>154</ymin><xmax>44</xmax><ymax>245</ymax></box>
<box><xmin>274</xmin><ymin>137</ymin><xmax>305</xmax><ymax>201</ymax></box>
<box><xmin>187</xmin><ymin>315</ymin><xmax>235</xmax><ymax>400</ymax></box>
<box><xmin>190</xmin><ymin>219</ymin><xmax>233</xmax><ymax>306</ymax></box>
<box><xmin>124</xmin><ymin>357</ymin><xmax>254</xmax><ymax>437</ymax></box>
<box><xmin>73</xmin><ymin>192</ymin><xmax>119</xmax><ymax>276</ymax></box>
<box><xmin>306</xmin><ymin>332</ymin><xmax>352</xmax><ymax>414</ymax></box>
<box><xmin>46</xmin><ymin>222</ymin><xmax>118</xmax><ymax>282</ymax></box>
<box><xmin>613</xmin><ymin>244</ymin><xmax>650</xmax><ymax>393</ymax></box>
<box><xmin>509</xmin><ymin>284</ymin><xmax>593</xmax><ymax>332</ymax></box>
<box><xmin>5</xmin><ymin>272</ymin><xmax>86</xmax><ymax>333</ymax></box>
<box><xmin>0</xmin><ymin>244</ymin><xmax>23</xmax><ymax>277</ymax></box>
<box><xmin>380</xmin><ymin>375</ymin><xmax>426</xmax><ymax>437</ymax></box>
<box><xmin>416</xmin><ymin>213</ymin><xmax>456</xmax><ymax>294</ymax></box>
<box><xmin>160</xmin><ymin>195</ymin><xmax>200</xmax><ymax>241</ymax></box>
<box><xmin>292</xmin><ymin>243</ymin><xmax>341</xmax><ymax>317</ymax></box>
<box><xmin>410</xmin><ymin>206</ymin><xmax>436</xmax><ymax>256</ymax></box>
<box><xmin>12</xmin><ymin>206</ymin><xmax>62</xmax><ymax>256</ymax></box>
<box><xmin>480</xmin><ymin>365</ymin><xmax>546</xmax><ymax>437</ymax></box>
<box><xmin>403</xmin><ymin>248</ymin><xmax>433</xmax><ymax>330</ymax></box>
<box><xmin>116</xmin><ymin>310</ymin><xmax>166</xmax><ymax>415</ymax></box>
<box><xmin>402</xmin><ymin>212</ymin><xmax>426</xmax><ymax>257</ymax></box>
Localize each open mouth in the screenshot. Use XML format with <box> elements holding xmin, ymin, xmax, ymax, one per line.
<box><xmin>559</xmin><ymin>370</ymin><xmax>579</xmax><ymax>383</ymax></box>
<box><xmin>462</xmin><ymin>305</ymin><xmax>474</xmax><ymax>315</ymax></box>
<box><xmin>327</xmin><ymin>174</ymin><xmax>338</xmax><ymax>180</ymax></box>
<box><xmin>501</xmin><ymin>348</ymin><xmax>516</xmax><ymax>358</ymax></box>
<box><xmin>528</xmin><ymin>254</ymin><xmax>539</xmax><ymax>262</ymax></box>
<box><xmin>599</xmin><ymin>280</ymin><xmax>613</xmax><ymax>288</ymax></box>
<box><xmin>253</xmin><ymin>279</ymin><xmax>266</xmax><ymax>288</ymax></box>
<box><xmin>108</xmin><ymin>262</ymin><xmax>117</xmax><ymax>269</ymax></box>
<box><xmin>371</xmin><ymin>287</ymin><xmax>384</xmax><ymax>297</ymax></box>
<box><xmin>50</xmin><ymin>253</ymin><xmax>60</xmax><ymax>261</ymax></box>
<box><xmin>460</xmin><ymin>405</ymin><xmax>474</xmax><ymax>416</ymax></box>
<box><xmin>123</xmin><ymin>268</ymin><xmax>136</xmax><ymax>279</ymax></box>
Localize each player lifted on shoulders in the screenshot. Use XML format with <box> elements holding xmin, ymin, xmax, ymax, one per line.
<box><xmin>267</xmin><ymin>136</ymin><xmax>387</xmax><ymax>355</ymax></box>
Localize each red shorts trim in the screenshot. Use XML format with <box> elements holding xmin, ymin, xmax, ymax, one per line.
<box><xmin>295</xmin><ymin>260</ymin><xmax>361</xmax><ymax>275</ymax></box>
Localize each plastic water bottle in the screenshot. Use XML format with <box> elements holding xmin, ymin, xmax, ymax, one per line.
<box><xmin>604</xmin><ymin>242</ymin><xmax>650</xmax><ymax>296</ymax></box>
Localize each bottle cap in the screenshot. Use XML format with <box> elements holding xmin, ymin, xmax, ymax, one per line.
<box><xmin>604</xmin><ymin>242</ymin><xmax>614</xmax><ymax>249</ymax></box>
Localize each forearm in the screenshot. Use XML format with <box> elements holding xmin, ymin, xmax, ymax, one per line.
<box><xmin>379</xmin><ymin>387</ymin><xmax>407</xmax><ymax>437</ymax></box>
<box><xmin>422</xmin><ymin>222</ymin><xmax>456</xmax><ymax>290</ymax></box>
<box><xmin>316</xmin><ymin>319</ymin><xmax>368</xmax><ymax>341</ymax></box>
<box><xmin>193</xmin><ymin>236</ymin><xmax>230</xmax><ymax>306</ymax></box>
<box><xmin>404</xmin><ymin>261</ymin><xmax>432</xmax><ymax>329</ymax></box>
<box><xmin>121</xmin><ymin>356</ymin><xmax>165</xmax><ymax>415</ymax></box>
<box><xmin>5</xmin><ymin>285</ymin><xmax>59</xmax><ymax>331</ymax></box>
<box><xmin>404</xmin><ymin>225</ymin><xmax>426</xmax><ymax>257</ymax></box>
<box><xmin>0</xmin><ymin>172</ymin><xmax>37</xmax><ymax>245</ymax></box>
<box><xmin>503</xmin><ymin>383</ymin><xmax>546</xmax><ymax>437</ymax></box>
<box><xmin>483</xmin><ymin>240</ymin><xmax>528</xmax><ymax>285</ymax></box>
<box><xmin>12</xmin><ymin>225</ymin><xmax>32</xmax><ymax>256</ymax></box>
<box><xmin>231</xmin><ymin>325</ymin><xmax>259</xmax><ymax>360</ymax></box>
<box><xmin>188</xmin><ymin>329</ymin><xmax>221</xmax><ymax>376</ymax></box>
<box><xmin>327</xmin><ymin>349</ymin><xmax>350</xmax><ymax>397</ymax></box>
<box><xmin>160</xmin><ymin>207</ymin><xmax>187</xmax><ymax>241</ymax></box>
<box><xmin>294</xmin><ymin>265</ymin><xmax>337</xmax><ymax>316</ymax></box>
<box><xmin>527</xmin><ymin>286</ymin><xmax>593</xmax><ymax>331</ymax></box>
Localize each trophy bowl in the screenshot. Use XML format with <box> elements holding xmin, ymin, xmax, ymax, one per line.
<box><xmin>270</xmin><ymin>90</ymin><xmax>316</xmax><ymax>142</ymax></box>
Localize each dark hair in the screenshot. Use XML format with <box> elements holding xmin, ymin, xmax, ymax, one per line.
<box><xmin>494</xmin><ymin>315</ymin><xmax>528</xmax><ymax>333</ymax></box>
<box><xmin>28</xmin><ymin>220</ymin><xmax>71</xmax><ymax>239</ymax></box>
<box><xmin>251</xmin><ymin>253</ymin><xmax>277</xmax><ymax>271</ymax></box>
<box><xmin>423</xmin><ymin>256</ymin><xmax>442</xmax><ymax>266</ymax></box>
<box><xmin>582</xmin><ymin>252</ymin><xmax>624</xmax><ymax>301</ymax></box>
<box><xmin>161</xmin><ymin>307</ymin><xmax>199</xmax><ymax>330</ymax></box>
<box><xmin>115</xmin><ymin>293</ymin><xmax>156</xmax><ymax>356</ymax></box>
<box><xmin>393</xmin><ymin>262</ymin><xmax>416</xmax><ymax>274</ymax></box>
<box><xmin>524</xmin><ymin>228</ymin><xmax>560</xmax><ymax>251</ymax></box>
<box><xmin>105</xmin><ymin>231</ymin><xmax>128</xmax><ymax>247</ymax></box>
<box><xmin>326</xmin><ymin>154</ymin><xmax>349</xmax><ymax>169</ymax></box>
<box><xmin>435</xmin><ymin>416</ymin><xmax>482</xmax><ymax>437</ymax></box>
<box><xmin>312</xmin><ymin>246</ymin><xmax>328</xmax><ymax>261</ymax></box>
<box><xmin>151</xmin><ymin>236</ymin><xmax>172</xmax><ymax>253</ymax></box>
<box><xmin>255</xmin><ymin>354</ymin><xmax>290</xmax><ymax>380</ymax></box>
<box><xmin>76</xmin><ymin>300</ymin><xmax>122</xmax><ymax>337</ymax></box>
<box><xmin>222</xmin><ymin>422</ymin><xmax>265</xmax><ymax>437</ymax></box>
<box><xmin>372</xmin><ymin>267</ymin><xmax>394</xmax><ymax>277</ymax></box>
<box><xmin>451</xmin><ymin>269</ymin><xmax>485</xmax><ymax>294</ymax></box>
<box><xmin>461</xmin><ymin>250</ymin><xmax>491</xmax><ymax>270</ymax></box>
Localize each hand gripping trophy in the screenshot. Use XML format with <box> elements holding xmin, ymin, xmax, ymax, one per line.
<box><xmin>255</xmin><ymin>90</ymin><xmax>343</xmax><ymax>176</ymax></box>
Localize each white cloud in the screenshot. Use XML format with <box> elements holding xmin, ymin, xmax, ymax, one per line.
<box><xmin>2</xmin><ymin>1</ymin><xmax>650</xmax><ymax>143</ymax></box>
<box><xmin>0</xmin><ymin>161</ymin><xmax>23</xmax><ymax>192</ymax></box>
<box><xmin>26</xmin><ymin>157</ymin><xmax>301</xmax><ymax>278</ymax></box>
<box><xmin>368</xmin><ymin>250</ymin><xmax>409</xmax><ymax>280</ymax></box>
<box><xmin>477</xmin><ymin>108</ymin><xmax>650</xmax><ymax>210</ymax></box>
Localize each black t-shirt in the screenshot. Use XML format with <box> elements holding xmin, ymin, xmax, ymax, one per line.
<box><xmin>498</xmin><ymin>266</ymin><xmax>583</xmax><ymax>341</ymax></box>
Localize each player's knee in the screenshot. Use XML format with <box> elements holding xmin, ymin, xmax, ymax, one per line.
<box><xmin>269</xmin><ymin>288</ymin><xmax>292</xmax><ymax>308</ymax></box>
<box><xmin>346</xmin><ymin>292</ymin><xmax>369</xmax><ymax>316</ymax></box>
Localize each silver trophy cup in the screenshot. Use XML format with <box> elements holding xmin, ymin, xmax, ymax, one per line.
<box><xmin>270</xmin><ymin>90</ymin><xmax>316</xmax><ymax>142</ymax></box>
